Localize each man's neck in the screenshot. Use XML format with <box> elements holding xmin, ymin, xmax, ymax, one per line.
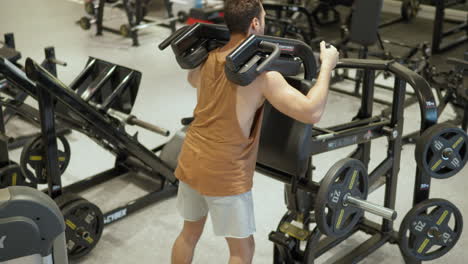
<box><xmin>220</xmin><ymin>33</ymin><xmax>249</xmax><ymax>52</ymax></box>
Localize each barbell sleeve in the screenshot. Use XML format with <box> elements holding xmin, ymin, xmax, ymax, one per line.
<box><xmin>127</xmin><ymin>116</ymin><xmax>170</xmax><ymax>137</ymax></box>
<box><xmin>345</xmin><ymin>195</ymin><xmax>397</xmax><ymax>221</ymax></box>
<box><xmin>106</xmin><ymin>108</ymin><xmax>170</xmax><ymax>137</ymax></box>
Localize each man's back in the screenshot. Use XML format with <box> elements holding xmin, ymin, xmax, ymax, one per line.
<box><xmin>174</xmin><ymin>47</ymin><xmax>265</xmax><ymax>197</ymax></box>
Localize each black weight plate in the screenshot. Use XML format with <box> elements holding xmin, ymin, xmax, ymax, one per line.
<box><xmin>62</xmin><ymin>198</ymin><xmax>104</xmax><ymax>259</ymax></box>
<box><xmin>415</xmin><ymin>123</ymin><xmax>468</xmax><ymax>179</ymax></box>
<box><xmin>315</xmin><ymin>158</ymin><xmax>368</xmax><ymax>237</ymax></box>
<box><xmin>0</xmin><ymin>162</ymin><xmax>29</xmax><ymax>188</ymax></box>
<box><xmin>54</xmin><ymin>192</ymin><xmax>84</xmax><ymax>210</ymax></box>
<box><xmin>84</xmin><ymin>1</ymin><xmax>95</xmax><ymax>16</ymax></box>
<box><xmin>20</xmin><ymin>135</ymin><xmax>71</xmax><ymax>184</ymax></box>
<box><xmin>80</xmin><ymin>17</ymin><xmax>91</xmax><ymax>30</ymax></box>
<box><xmin>401</xmin><ymin>0</ymin><xmax>420</xmax><ymax>21</ymax></box>
<box><xmin>399</xmin><ymin>198</ymin><xmax>463</xmax><ymax>261</ymax></box>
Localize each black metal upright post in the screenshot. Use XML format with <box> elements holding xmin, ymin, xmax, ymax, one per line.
<box><xmin>354</xmin><ymin>69</ymin><xmax>375</xmax><ymax>168</ymax></box>
<box><xmin>382</xmin><ymin>78</ymin><xmax>405</xmax><ymax>233</ymax></box>
<box><xmin>4</xmin><ymin>33</ymin><xmax>15</xmax><ymax>49</ymax></box>
<box><xmin>0</xmin><ymin>107</ymin><xmax>10</xmax><ymax>167</ymax></box>
<box><xmin>353</xmin><ymin>47</ymin><xmax>368</xmax><ymax>96</ymax></box>
<box><xmin>35</xmin><ymin>81</ymin><xmax>63</xmax><ymax>199</ymax></box>
<box><xmin>431</xmin><ymin>0</ymin><xmax>444</xmax><ymax>54</ymax></box>
<box><xmin>96</xmin><ymin>0</ymin><xmax>106</xmax><ymax>36</ymax></box>
<box><xmin>42</xmin><ymin>47</ymin><xmax>58</xmax><ymax>77</ymax></box>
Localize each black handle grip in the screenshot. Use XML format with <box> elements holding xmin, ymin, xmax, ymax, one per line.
<box><xmin>181</xmin><ymin>117</ymin><xmax>194</xmax><ymax>126</ymax></box>
<box><xmin>256</xmin><ymin>41</ymin><xmax>281</xmax><ymax>73</ymax></box>
<box><xmin>158</xmin><ymin>26</ymin><xmax>190</xmax><ymax>50</ymax></box>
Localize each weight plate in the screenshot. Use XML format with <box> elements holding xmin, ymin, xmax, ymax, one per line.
<box><xmin>315</xmin><ymin>158</ymin><xmax>368</xmax><ymax>237</ymax></box>
<box><xmin>54</xmin><ymin>192</ymin><xmax>84</xmax><ymax>210</ymax></box>
<box><xmin>401</xmin><ymin>0</ymin><xmax>420</xmax><ymax>21</ymax></box>
<box><xmin>0</xmin><ymin>162</ymin><xmax>29</xmax><ymax>188</ymax></box>
<box><xmin>80</xmin><ymin>17</ymin><xmax>91</xmax><ymax>30</ymax></box>
<box><xmin>84</xmin><ymin>1</ymin><xmax>95</xmax><ymax>16</ymax></box>
<box><xmin>62</xmin><ymin>198</ymin><xmax>104</xmax><ymax>259</ymax></box>
<box><xmin>20</xmin><ymin>135</ymin><xmax>71</xmax><ymax>184</ymax></box>
<box><xmin>415</xmin><ymin>123</ymin><xmax>468</xmax><ymax>179</ymax></box>
<box><xmin>120</xmin><ymin>24</ymin><xmax>131</xmax><ymax>38</ymax></box>
<box><xmin>399</xmin><ymin>198</ymin><xmax>463</xmax><ymax>261</ymax></box>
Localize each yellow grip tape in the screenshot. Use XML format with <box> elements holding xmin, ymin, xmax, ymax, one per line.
<box><xmin>452</xmin><ymin>137</ymin><xmax>463</xmax><ymax>149</ymax></box>
<box><xmin>85</xmin><ymin>236</ymin><xmax>94</xmax><ymax>244</ymax></box>
<box><xmin>348</xmin><ymin>170</ymin><xmax>358</xmax><ymax>190</ymax></box>
<box><xmin>437</xmin><ymin>210</ymin><xmax>449</xmax><ymax>226</ymax></box>
<box><xmin>11</xmin><ymin>173</ymin><xmax>17</xmax><ymax>186</ymax></box>
<box><xmin>336</xmin><ymin>209</ymin><xmax>345</xmax><ymax>229</ymax></box>
<box><xmin>431</xmin><ymin>159</ymin><xmax>442</xmax><ymax>171</ymax></box>
<box><xmin>417</xmin><ymin>238</ymin><xmax>430</xmax><ymax>254</ymax></box>
<box><xmin>30</xmin><ymin>156</ymin><xmax>43</xmax><ymax>161</ymax></box>
<box><xmin>66</xmin><ymin>219</ymin><xmax>76</xmax><ymax>230</ymax></box>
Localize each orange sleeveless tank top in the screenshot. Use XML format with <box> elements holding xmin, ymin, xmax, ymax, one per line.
<box><xmin>174</xmin><ymin>48</ymin><xmax>264</xmax><ymax>196</ymax></box>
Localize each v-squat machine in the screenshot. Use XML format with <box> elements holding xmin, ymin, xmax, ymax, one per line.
<box><xmin>0</xmin><ymin>56</ymin><xmax>184</xmax><ymax>259</ymax></box>
<box><xmin>226</xmin><ymin>35</ymin><xmax>467</xmax><ymax>264</ymax></box>
<box><xmin>0</xmin><ymin>33</ymin><xmax>69</xmax><ymax>150</ymax></box>
<box><xmin>162</xmin><ymin>22</ymin><xmax>468</xmax><ymax>263</ymax></box>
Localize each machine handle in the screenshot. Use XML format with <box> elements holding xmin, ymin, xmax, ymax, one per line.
<box><xmin>158</xmin><ymin>26</ymin><xmax>190</xmax><ymax>50</ymax></box>
<box><xmin>48</xmin><ymin>58</ymin><xmax>67</xmax><ymax>67</ymax></box>
<box><xmin>127</xmin><ymin>116</ymin><xmax>170</xmax><ymax>137</ymax></box>
<box><xmin>181</xmin><ymin>117</ymin><xmax>194</xmax><ymax>126</ymax></box>
<box><xmin>256</xmin><ymin>41</ymin><xmax>281</xmax><ymax>73</ymax></box>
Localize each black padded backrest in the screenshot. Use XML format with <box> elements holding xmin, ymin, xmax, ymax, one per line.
<box><xmin>257</xmin><ymin>77</ymin><xmax>313</xmax><ymax>178</ymax></box>
<box><xmin>69</xmin><ymin>57</ymin><xmax>142</xmax><ymax>114</ymax></box>
<box><xmin>350</xmin><ymin>0</ymin><xmax>383</xmax><ymax>46</ymax></box>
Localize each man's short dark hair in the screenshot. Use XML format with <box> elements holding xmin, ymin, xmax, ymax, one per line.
<box><xmin>224</xmin><ymin>0</ymin><xmax>263</xmax><ymax>34</ymax></box>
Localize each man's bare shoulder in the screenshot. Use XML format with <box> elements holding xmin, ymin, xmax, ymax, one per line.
<box><xmin>252</xmin><ymin>71</ymin><xmax>285</xmax><ymax>90</ymax></box>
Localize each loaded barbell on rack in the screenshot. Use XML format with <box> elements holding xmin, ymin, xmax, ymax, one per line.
<box><xmin>315</xmin><ymin>158</ymin><xmax>397</xmax><ymax>237</ymax></box>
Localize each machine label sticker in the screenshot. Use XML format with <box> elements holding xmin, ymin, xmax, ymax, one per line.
<box><xmin>420</xmin><ymin>183</ymin><xmax>430</xmax><ymax>189</ymax></box>
<box><xmin>279</xmin><ymin>45</ymin><xmax>295</xmax><ymax>52</ymax></box>
<box><xmin>0</xmin><ymin>235</ymin><xmax>5</xmax><ymax>249</ymax></box>
<box><xmin>104</xmin><ymin>209</ymin><xmax>127</xmax><ymax>224</ymax></box>
<box><xmin>425</xmin><ymin>101</ymin><xmax>436</xmax><ymax>108</ymax></box>
<box><xmin>328</xmin><ymin>136</ymin><xmax>358</xmax><ymax>149</ymax></box>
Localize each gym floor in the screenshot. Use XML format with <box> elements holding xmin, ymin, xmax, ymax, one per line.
<box><xmin>1</xmin><ymin>0</ymin><xmax>467</xmax><ymax>263</ymax></box>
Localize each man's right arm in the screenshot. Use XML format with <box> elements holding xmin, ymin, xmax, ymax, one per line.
<box><xmin>259</xmin><ymin>67</ymin><xmax>333</xmax><ymax>124</ymax></box>
<box><xmin>258</xmin><ymin>41</ymin><xmax>339</xmax><ymax>124</ymax></box>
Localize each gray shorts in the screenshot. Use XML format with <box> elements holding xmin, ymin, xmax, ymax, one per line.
<box><xmin>176</xmin><ymin>181</ymin><xmax>256</xmax><ymax>238</ymax></box>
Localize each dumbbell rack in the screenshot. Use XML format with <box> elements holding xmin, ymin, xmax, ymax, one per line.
<box><xmin>262</xmin><ymin>59</ymin><xmax>445</xmax><ymax>263</ymax></box>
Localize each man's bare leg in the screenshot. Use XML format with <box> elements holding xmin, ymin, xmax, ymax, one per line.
<box><xmin>171</xmin><ymin>216</ymin><xmax>207</xmax><ymax>264</ymax></box>
<box><xmin>226</xmin><ymin>236</ymin><xmax>255</xmax><ymax>264</ymax></box>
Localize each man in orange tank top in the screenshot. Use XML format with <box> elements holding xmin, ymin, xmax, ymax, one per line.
<box><xmin>171</xmin><ymin>0</ymin><xmax>340</xmax><ymax>263</ymax></box>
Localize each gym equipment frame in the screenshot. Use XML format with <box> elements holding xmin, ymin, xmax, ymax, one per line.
<box><xmin>0</xmin><ymin>56</ymin><xmax>180</xmax><ymax>258</ymax></box>
<box><xmin>79</xmin><ymin>0</ymin><xmax>180</xmax><ymax>46</ymax></box>
<box><xmin>0</xmin><ymin>33</ymin><xmax>70</xmax><ymax>150</ymax></box>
